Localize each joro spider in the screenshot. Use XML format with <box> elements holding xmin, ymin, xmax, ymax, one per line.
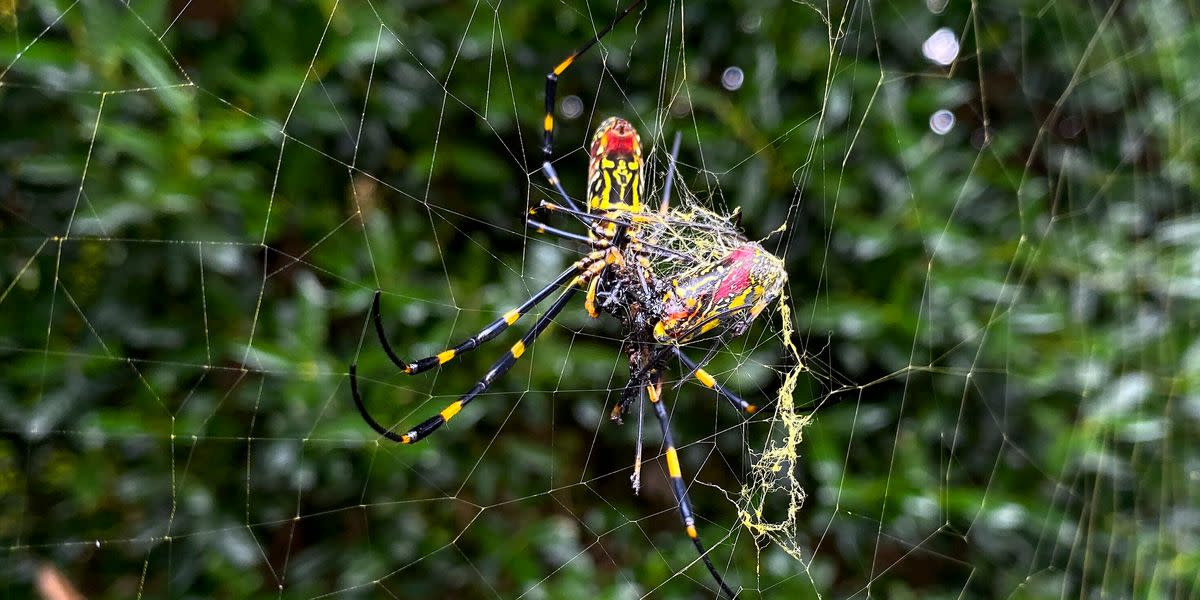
<box><xmin>348</xmin><ymin>1</ymin><xmax>787</xmax><ymax>597</ymax></box>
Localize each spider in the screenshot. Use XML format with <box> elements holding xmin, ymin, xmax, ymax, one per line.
<box><xmin>348</xmin><ymin>1</ymin><xmax>787</xmax><ymax>597</ymax></box>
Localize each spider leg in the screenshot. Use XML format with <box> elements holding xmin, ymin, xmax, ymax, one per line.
<box><xmin>659</xmin><ymin>131</ymin><xmax>683</xmax><ymax>215</ymax></box>
<box><xmin>540</xmin><ymin>161</ymin><xmax>582</xmax><ymax>213</ymax></box>
<box><xmin>544</xmin><ymin>199</ymin><xmax>740</xmax><ymax>236</ymax></box>
<box><xmin>528</xmin><ymin>219</ymin><xmax>590</xmax><ymax>245</ymax></box>
<box><xmin>351</xmin><ymin>283</ymin><xmax>581</xmax><ymax>444</ymax></box>
<box><xmin>585</xmin><ymin>277</ymin><xmax>603</xmax><ymax>317</ymax></box>
<box><xmin>630</xmin><ymin>384</ymin><xmax>646</xmax><ymax>494</ymax></box>
<box><xmin>536</xmin><ymin>201</ymin><xmax>736</xmax><ymax>236</ymax></box>
<box><xmin>527</xmin><ymin>226</ymin><xmax>689</xmax><ymax>282</ymax></box>
<box><xmin>532</xmin><ymin>199</ymin><xmax>642</xmax><ymax>226</ymax></box>
<box><xmin>370</xmin><ymin>263</ymin><xmax>582</xmax><ymax>375</ymax></box>
<box><xmin>584</xmin><ymin>246</ymin><xmax>624</xmax><ymax>317</ymax></box>
<box><xmin>528</xmin><ymin>216</ymin><xmax>683</xmax><ymax>264</ymax></box>
<box><xmin>533</xmin><ymin>201</ymin><xmax>696</xmax><ymax>263</ymax></box>
<box><xmin>673</xmin><ymin>347</ymin><xmax>757</xmax><ymax>415</ymax></box>
<box><xmin>647</xmin><ymin>374</ymin><xmax>740</xmax><ymax>600</ymax></box>
<box><xmin>542</xmin><ymin>0</ymin><xmax>648</xmax><ymax>163</ymax></box>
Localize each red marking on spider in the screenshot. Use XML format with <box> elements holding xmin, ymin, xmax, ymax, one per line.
<box><xmin>713</xmin><ymin>245</ymin><xmax>756</xmax><ymax>302</ymax></box>
<box><xmin>592</xmin><ymin>119</ymin><xmax>638</xmax><ymax>156</ymax></box>
<box><xmin>602</xmin><ymin>130</ymin><xmax>637</xmax><ymax>154</ymax></box>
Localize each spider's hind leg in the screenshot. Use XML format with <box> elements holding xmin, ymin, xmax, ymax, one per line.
<box><xmin>647</xmin><ymin>374</ymin><xmax>741</xmax><ymax>599</ymax></box>
<box><xmin>674</xmin><ymin>347</ymin><xmax>757</xmax><ymax>415</ymax></box>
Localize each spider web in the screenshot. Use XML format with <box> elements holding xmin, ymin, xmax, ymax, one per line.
<box><xmin>2</xmin><ymin>0</ymin><xmax>1197</xmax><ymax>598</ymax></box>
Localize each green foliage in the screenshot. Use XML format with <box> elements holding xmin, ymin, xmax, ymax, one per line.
<box><xmin>2</xmin><ymin>0</ymin><xmax>1197</xmax><ymax>598</ymax></box>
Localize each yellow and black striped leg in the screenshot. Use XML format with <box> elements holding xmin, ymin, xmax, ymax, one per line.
<box><xmin>372</xmin><ymin>264</ymin><xmax>581</xmax><ymax>376</ymax></box>
<box><xmin>647</xmin><ymin>376</ymin><xmax>740</xmax><ymax>600</ymax></box>
<box><xmin>541</xmin><ymin>0</ymin><xmax>648</xmax><ymax>162</ymax></box>
<box><xmin>351</xmin><ymin>285</ymin><xmax>581</xmax><ymax>444</ymax></box>
<box><xmin>673</xmin><ymin>348</ymin><xmax>758</xmax><ymax>416</ymax></box>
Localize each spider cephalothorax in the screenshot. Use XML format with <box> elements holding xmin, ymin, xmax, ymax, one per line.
<box><xmin>348</xmin><ymin>1</ymin><xmax>787</xmax><ymax>597</ymax></box>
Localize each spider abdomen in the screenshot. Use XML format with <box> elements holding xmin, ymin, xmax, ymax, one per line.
<box><xmin>587</xmin><ymin>117</ymin><xmax>644</xmax><ymax>214</ymax></box>
<box><xmin>653</xmin><ymin>242</ymin><xmax>787</xmax><ymax>343</ymax></box>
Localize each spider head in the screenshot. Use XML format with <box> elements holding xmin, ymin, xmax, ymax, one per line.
<box><xmin>653</xmin><ymin>242</ymin><xmax>787</xmax><ymax>343</ymax></box>
<box><xmin>587</xmin><ymin>117</ymin><xmax>645</xmax><ymax>212</ymax></box>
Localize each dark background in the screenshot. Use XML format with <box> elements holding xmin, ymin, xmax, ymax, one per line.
<box><xmin>2</xmin><ymin>0</ymin><xmax>1197</xmax><ymax>598</ymax></box>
